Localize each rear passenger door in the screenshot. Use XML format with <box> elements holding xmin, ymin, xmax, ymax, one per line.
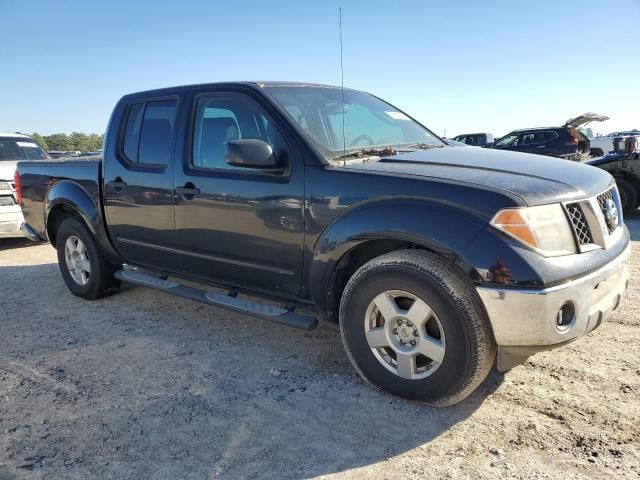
<box><xmin>104</xmin><ymin>97</ymin><xmax>182</xmax><ymax>272</ymax></box>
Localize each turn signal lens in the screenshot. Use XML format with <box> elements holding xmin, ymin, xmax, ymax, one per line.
<box><xmin>491</xmin><ymin>204</ymin><xmax>576</xmax><ymax>257</ymax></box>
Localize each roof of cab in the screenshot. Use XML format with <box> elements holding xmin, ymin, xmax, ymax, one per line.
<box><xmin>121</xmin><ymin>81</ymin><xmax>347</xmax><ymax>99</ymax></box>
<box><xmin>509</xmin><ymin>127</ymin><xmax>566</xmax><ymax>133</ymax></box>
<box><xmin>0</xmin><ymin>132</ymin><xmax>30</xmax><ymax>138</ymax></box>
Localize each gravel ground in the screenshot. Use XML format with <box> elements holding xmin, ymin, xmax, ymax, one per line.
<box><xmin>1</xmin><ymin>214</ymin><xmax>639</xmax><ymax>480</ymax></box>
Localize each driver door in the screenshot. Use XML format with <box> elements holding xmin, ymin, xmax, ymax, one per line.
<box><xmin>172</xmin><ymin>90</ymin><xmax>305</xmax><ymax>297</ymax></box>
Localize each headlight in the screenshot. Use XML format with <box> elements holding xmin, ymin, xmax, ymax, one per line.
<box><xmin>490</xmin><ymin>204</ymin><xmax>576</xmax><ymax>257</ymax></box>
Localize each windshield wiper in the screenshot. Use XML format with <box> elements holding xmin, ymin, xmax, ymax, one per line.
<box><xmin>331</xmin><ymin>142</ymin><xmax>443</xmax><ymax>162</ymax></box>
<box><xmin>405</xmin><ymin>142</ymin><xmax>443</xmax><ymax>150</ymax></box>
<box><xmin>331</xmin><ymin>146</ymin><xmax>400</xmax><ymax>161</ymax></box>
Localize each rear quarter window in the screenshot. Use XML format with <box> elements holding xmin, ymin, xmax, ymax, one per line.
<box><xmin>123</xmin><ymin>104</ymin><xmax>144</xmax><ymax>162</ymax></box>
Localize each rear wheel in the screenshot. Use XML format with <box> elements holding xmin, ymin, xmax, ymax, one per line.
<box><xmin>56</xmin><ymin>217</ymin><xmax>121</xmax><ymax>299</ymax></box>
<box><xmin>615</xmin><ymin>178</ymin><xmax>638</xmax><ymax>214</ymax></box>
<box><xmin>339</xmin><ymin>250</ymin><xmax>496</xmax><ymax>406</ymax></box>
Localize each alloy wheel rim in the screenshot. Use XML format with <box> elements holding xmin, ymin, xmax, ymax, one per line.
<box><xmin>64</xmin><ymin>235</ymin><xmax>91</xmax><ymax>286</ymax></box>
<box><xmin>364</xmin><ymin>290</ymin><xmax>446</xmax><ymax>380</ymax></box>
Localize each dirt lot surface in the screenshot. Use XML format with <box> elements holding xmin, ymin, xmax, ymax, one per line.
<box><xmin>1</xmin><ymin>214</ymin><xmax>639</xmax><ymax>480</ymax></box>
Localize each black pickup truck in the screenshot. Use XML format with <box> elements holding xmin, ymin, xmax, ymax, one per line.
<box><xmin>16</xmin><ymin>82</ymin><xmax>630</xmax><ymax>406</ymax></box>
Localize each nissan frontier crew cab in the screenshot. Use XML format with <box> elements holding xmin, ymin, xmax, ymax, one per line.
<box><xmin>16</xmin><ymin>82</ymin><xmax>630</xmax><ymax>406</ymax></box>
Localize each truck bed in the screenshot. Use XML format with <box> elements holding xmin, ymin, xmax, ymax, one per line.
<box><xmin>17</xmin><ymin>158</ymin><xmax>103</xmax><ymax>240</ymax></box>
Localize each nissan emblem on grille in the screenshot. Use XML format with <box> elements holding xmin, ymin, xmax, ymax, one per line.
<box><xmin>603</xmin><ymin>198</ymin><xmax>619</xmax><ymax>231</ymax></box>
<box><xmin>597</xmin><ymin>188</ymin><xmax>619</xmax><ymax>234</ymax></box>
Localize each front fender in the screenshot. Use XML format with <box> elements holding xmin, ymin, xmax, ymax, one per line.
<box><xmin>45</xmin><ymin>180</ymin><xmax>121</xmax><ymax>264</ymax></box>
<box><xmin>307</xmin><ymin>198</ymin><xmax>488</xmax><ymax>316</ymax></box>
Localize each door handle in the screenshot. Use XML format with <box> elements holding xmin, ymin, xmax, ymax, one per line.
<box><xmin>175</xmin><ymin>183</ymin><xmax>200</xmax><ymax>199</ymax></box>
<box><xmin>107</xmin><ymin>177</ymin><xmax>127</xmax><ymax>192</ymax></box>
<box><xmin>537</xmin><ymin>145</ymin><xmax>546</xmax><ymax>148</ymax></box>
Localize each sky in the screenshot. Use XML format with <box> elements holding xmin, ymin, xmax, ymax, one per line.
<box><xmin>1</xmin><ymin>0</ymin><xmax>639</xmax><ymax>138</ymax></box>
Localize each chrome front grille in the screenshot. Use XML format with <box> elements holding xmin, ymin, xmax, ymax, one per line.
<box><xmin>565</xmin><ymin>203</ymin><xmax>593</xmax><ymax>245</ymax></box>
<box><xmin>564</xmin><ymin>186</ymin><xmax>622</xmax><ymax>252</ymax></box>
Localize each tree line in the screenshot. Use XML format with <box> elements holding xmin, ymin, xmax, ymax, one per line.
<box><xmin>18</xmin><ymin>132</ymin><xmax>104</xmax><ymax>152</ymax></box>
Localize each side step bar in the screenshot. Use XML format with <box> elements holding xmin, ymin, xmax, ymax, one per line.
<box><xmin>114</xmin><ymin>270</ymin><xmax>318</xmax><ymax>331</ymax></box>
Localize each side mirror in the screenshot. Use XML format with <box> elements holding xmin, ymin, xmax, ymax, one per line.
<box><xmin>226</xmin><ymin>139</ymin><xmax>279</xmax><ymax>170</ymax></box>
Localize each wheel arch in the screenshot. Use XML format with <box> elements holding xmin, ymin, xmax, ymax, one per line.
<box><xmin>45</xmin><ymin>180</ymin><xmax>122</xmax><ymax>265</ymax></box>
<box><xmin>306</xmin><ymin>199</ymin><xmax>487</xmax><ymax>321</ymax></box>
<box><xmin>612</xmin><ymin>172</ymin><xmax>640</xmax><ymax>206</ymax></box>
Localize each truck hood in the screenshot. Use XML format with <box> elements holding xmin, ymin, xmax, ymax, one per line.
<box><xmin>342</xmin><ymin>147</ymin><xmax>613</xmax><ymax>205</ymax></box>
<box><xmin>0</xmin><ymin>161</ymin><xmax>18</xmax><ymax>182</ymax></box>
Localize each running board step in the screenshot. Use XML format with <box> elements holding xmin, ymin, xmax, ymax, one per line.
<box><xmin>114</xmin><ymin>270</ymin><xmax>318</xmax><ymax>331</ymax></box>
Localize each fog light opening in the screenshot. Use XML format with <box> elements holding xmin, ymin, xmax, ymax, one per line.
<box><xmin>556</xmin><ymin>302</ymin><xmax>576</xmax><ymax>332</ymax></box>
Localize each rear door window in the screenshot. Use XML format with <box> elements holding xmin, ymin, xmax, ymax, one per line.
<box><xmin>121</xmin><ymin>99</ymin><xmax>177</xmax><ymax>167</ymax></box>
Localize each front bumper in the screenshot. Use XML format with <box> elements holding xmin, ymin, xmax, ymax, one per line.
<box><xmin>477</xmin><ymin>244</ymin><xmax>630</xmax><ymax>370</ymax></box>
<box><xmin>0</xmin><ymin>206</ymin><xmax>25</xmax><ymax>238</ymax></box>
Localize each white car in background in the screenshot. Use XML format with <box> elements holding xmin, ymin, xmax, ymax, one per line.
<box><xmin>0</xmin><ymin>133</ymin><xmax>49</xmax><ymax>238</ymax></box>
<box><xmin>588</xmin><ymin>130</ymin><xmax>640</xmax><ymax>157</ymax></box>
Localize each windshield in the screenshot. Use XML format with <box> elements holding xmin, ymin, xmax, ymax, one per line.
<box><xmin>265</xmin><ymin>86</ymin><xmax>443</xmax><ymax>160</ymax></box>
<box><xmin>0</xmin><ymin>138</ymin><xmax>49</xmax><ymax>161</ymax></box>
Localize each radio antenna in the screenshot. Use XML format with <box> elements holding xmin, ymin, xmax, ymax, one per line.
<box><xmin>339</xmin><ymin>7</ymin><xmax>346</xmax><ymax>160</ymax></box>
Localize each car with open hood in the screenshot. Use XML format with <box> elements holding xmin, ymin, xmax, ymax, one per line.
<box><xmin>489</xmin><ymin>113</ymin><xmax>610</xmax><ymax>161</ymax></box>
<box><xmin>15</xmin><ymin>83</ymin><xmax>630</xmax><ymax>405</ymax></box>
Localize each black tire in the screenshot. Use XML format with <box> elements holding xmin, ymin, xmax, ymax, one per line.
<box><xmin>590</xmin><ymin>148</ymin><xmax>604</xmax><ymax>158</ymax></box>
<box><xmin>56</xmin><ymin>217</ymin><xmax>121</xmax><ymax>299</ymax></box>
<box><xmin>615</xmin><ymin>178</ymin><xmax>637</xmax><ymax>214</ymax></box>
<box><xmin>339</xmin><ymin>250</ymin><xmax>496</xmax><ymax>406</ymax></box>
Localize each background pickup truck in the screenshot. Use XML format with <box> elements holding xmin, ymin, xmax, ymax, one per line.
<box><xmin>16</xmin><ymin>82</ymin><xmax>630</xmax><ymax>406</ymax></box>
<box><xmin>587</xmin><ymin>130</ymin><xmax>640</xmax><ymax>158</ymax></box>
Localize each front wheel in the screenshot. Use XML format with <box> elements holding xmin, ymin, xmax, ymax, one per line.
<box><xmin>56</xmin><ymin>217</ymin><xmax>121</xmax><ymax>299</ymax></box>
<box><xmin>339</xmin><ymin>250</ymin><xmax>496</xmax><ymax>406</ymax></box>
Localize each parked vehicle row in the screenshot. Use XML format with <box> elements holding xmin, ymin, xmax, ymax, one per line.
<box><xmin>15</xmin><ymin>81</ymin><xmax>630</xmax><ymax>405</ymax></box>
<box><xmin>454</xmin><ymin>113</ymin><xmax>611</xmax><ymax>161</ymax></box>
<box><xmin>48</xmin><ymin>150</ymin><xmax>102</xmax><ymax>159</ymax></box>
